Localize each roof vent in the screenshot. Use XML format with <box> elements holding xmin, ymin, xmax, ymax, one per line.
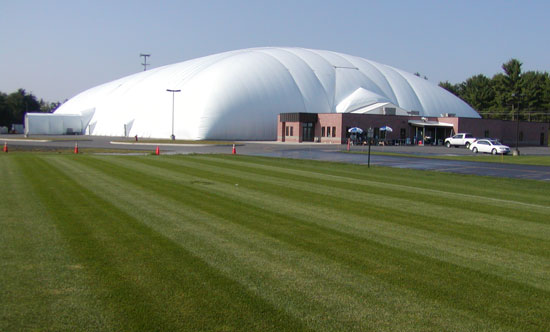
<box><xmin>440</xmin><ymin>113</ymin><xmax>456</xmax><ymax>117</ymax></box>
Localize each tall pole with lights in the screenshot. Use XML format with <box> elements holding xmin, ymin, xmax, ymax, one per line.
<box><xmin>513</xmin><ymin>93</ymin><xmax>521</xmax><ymax>156</ymax></box>
<box><xmin>166</xmin><ymin>89</ymin><xmax>181</xmax><ymax>140</ymax></box>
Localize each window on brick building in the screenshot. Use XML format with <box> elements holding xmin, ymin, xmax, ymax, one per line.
<box><xmin>285</xmin><ymin>126</ymin><xmax>289</xmax><ymax>136</ymax></box>
<box><xmin>332</xmin><ymin>127</ymin><xmax>336</xmax><ymax>137</ymax></box>
<box><xmin>321</xmin><ymin>127</ymin><xmax>325</xmax><ymax>137</ymax></box>
<box><xmin>290</xmin><ymin>127</ymin><xmax>293</xmax><ymax>136</ymax></box>
<box><xmin>327</xmin><ymin>126</ymin><xmax>331</xmax><ymax>137</ymax></box>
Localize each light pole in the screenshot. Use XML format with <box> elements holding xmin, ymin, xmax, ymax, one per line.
<box><xmin>512</xmin><ymin>93</ymin><xmax>520</xmax><ymax>156</ymax></box>
<box><xmin>367</xmin><ymin>127</ymin><xmax>373</xmax><ymax>168</ymax></box>
<box><xmin>166</xmin><ymin>89</ymin><xmax>181</xmax><ymax>140</ymax></box>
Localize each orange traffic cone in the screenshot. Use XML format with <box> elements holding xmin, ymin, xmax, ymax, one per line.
<box><xmin>155</xmin><ymin>146</ymin><xmax>160</xmax><ymax>155</ymax></box>
<box><xmin>3</xmin><ymin>142</ymin><xmax>7</xmax><ymax>153</ymax></box>
<box><xmin>232</xmin><ymin>144</ymin><xmax>236</xmax><ymax>154</ymax></box>
<box><xmin>74</xmin><ymin>142</ymin><xmax>79</xmax><ymax>154</ymax></box>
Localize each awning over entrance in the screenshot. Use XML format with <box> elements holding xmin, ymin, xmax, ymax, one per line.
<box><xmin>408</xmin><ymin>120</ymin><xmax>455</xmax><ymax>145</ymax></box>
<box><xmin>408</xmin><ymin>120</ymin><xmax>454</xmax><ymax>128</ymax></box>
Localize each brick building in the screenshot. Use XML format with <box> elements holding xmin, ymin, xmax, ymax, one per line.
<box><xmin>277</xmin><ymin>113</ymin><xmax>549</xmax><ymax>146</ymax></box>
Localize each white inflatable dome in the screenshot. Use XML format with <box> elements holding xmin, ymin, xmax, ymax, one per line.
<box><xmin>55</xmin><ymin>47</ymin><xmax>479</xmax><ymax>140</ymax></box>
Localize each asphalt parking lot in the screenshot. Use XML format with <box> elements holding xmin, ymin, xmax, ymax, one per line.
<box><xmin>2</xmin><ymin>135</ymin><xmax>550</xmax><ymax>181</ymax></box>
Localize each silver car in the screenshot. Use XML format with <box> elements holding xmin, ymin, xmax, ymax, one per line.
<box><xmin>470</xmin><ymin>139</ymin><xmax>510</xmax><ymax>155</ymax></box>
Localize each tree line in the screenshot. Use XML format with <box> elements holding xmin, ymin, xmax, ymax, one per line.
<box><xmin>439</xmin><ymin>59</ymin><xmax>550</xmax><ymax>122</ymax></box>
<box><xmin>0</xmin><ymin>89</ymin><xmax>61</xmax><ymax>130</ymax></box>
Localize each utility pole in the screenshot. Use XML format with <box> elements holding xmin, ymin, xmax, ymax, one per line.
<box><xmin>140</xmin><ymin>53</ymin><xmax>151</xmax><ymax>71</ymax></box>
<box><xmin>512</xmin><ymin>93</ymin><xmax>521</xmax><ymax>156</ymax></box>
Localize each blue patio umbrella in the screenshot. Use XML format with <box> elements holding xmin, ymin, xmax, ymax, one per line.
<box><xmin>380</xmin><ymin>126</ymin><xmax>393</xmax><ymax>132</ymax></box>
<box><xmin>347</xmin><ymin>127</ymin><xmax>364</xmax><ymax>134</ymax></box>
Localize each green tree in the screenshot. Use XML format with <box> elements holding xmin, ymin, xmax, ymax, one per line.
<box><xmin>460</xmin><ymin>74</ymin><xmax>495</xmax><ymax>118</ymax></box>
<box><xmin>501</xmin><ymin>58</ymin><xmax>523</xmax><ymax>119</ymax></box>
<box><xmin>544</xmin><ymin>73</ymin><xmax>550</xmax><ymax>113</ymax></box>
<box><xmin>520</xmin><ymin>71</ymin><xmax>548</xmax><ymax>121</ymax></box>
<box><xmin>0</xmin><ymin>89</ymin><xmax>62</xmax><ymax>129</ymax></box>
<box><xmin>438</xmin><ymin>81</ymin><xmax>462</xmax><ymax>96</ymax></box>
<box><xmin>490</xmin><ymin>73</ymin><xmax>508</xmax><ymax>118</ymax></box>
<box><xmin>0</xmin><ymin>92</ymin><xmax>9</xmax><ymax>127</ymax></box>
<box><xmin>39</xmin><ymin>99</ymin><xmax>61</xmax><ymax>113</ymax></box>
<box><xmin>414</xmin><ymin>72</ymin><xmax>428</xmax><ymax>80</ymax></box>
<box><xmin>4</xmin><ymin>89</ymin><xmax>41</xmax><ymax>126</ymax></box>
<box><xmin>502</xmin><ymin>59</ymin><xmax>523</xmax><ymax>92</ymax></box>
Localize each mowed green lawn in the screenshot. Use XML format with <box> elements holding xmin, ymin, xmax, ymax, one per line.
<box><xmin>1</xmin><ymin>153</ymin><xmax>550</xmax><ymax>331</ymax></box>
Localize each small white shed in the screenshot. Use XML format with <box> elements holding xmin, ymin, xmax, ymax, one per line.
<box><xmin>24</xmin><ymin>109</ymin><xmax>94</xmax><ymax>135</ymax></box>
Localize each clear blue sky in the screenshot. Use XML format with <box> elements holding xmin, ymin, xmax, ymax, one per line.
<box><xmin>1</xmin><ymin>0</ymin><xmax>549</xmax><ymax>102</ymax></box>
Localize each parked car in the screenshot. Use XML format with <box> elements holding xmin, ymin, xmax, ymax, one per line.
<box><xmin>469</xmin><ymin>139</ymin><xmax>510</xmax><ymax>155</ymax></box>
<box><xmin>445</xmin><ymin>133</ymin><xmax>477</xmax><ymax>148</ymax></box>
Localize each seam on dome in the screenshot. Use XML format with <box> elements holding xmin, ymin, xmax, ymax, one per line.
<box><xmin>324</xmin><ymin>50</ymin><xmax>357</xmax><ymax>68</ymax></box>
<box><xmin>394</xmin><ymin>68</ymin><xmax>475</xmax><ymax>117</ymax></box>
<box><xmin>290</xmin><ymin>48</ymin><xmax>341</xmax><ymax>110</ymax></box>
<box><xmin>370</xmin><ymin>63</ymin><xmax>421</xmax><ymax>113</ymax></box>
<box><xmin>172</xmin><ymin>50</ymin><xmax>245</xmax><ymax>87</ymax></box>
<box><xmin>183</xmin><ymin>48</ymin><xmax>274</xmax><ymax>83</ymax></box>
<box><xmin>386</xmin><ymin>66</ymin><xmax>424</xmax><ymax>114</ymax></box>
<box><xmin>361</xmin><ymin>60</ymin><xmax>400</xmax><ymax>105</ymax></box>
<box><xmin>268</xmin><ymin>48</ymin><xmax>335</xmax><ymax>112</ymax></box>
<box><xmin>283</xmin><ymin>48</ymin><xmax>335</xmax><ymax>110</ymax></box>
<box><xmin>396</xmin><ymin>69</ymin><xmax>432</xmax><ymax>113</ymax></box>
<box><xmin>255</xmin><ymin>49</ymin><xmax>309</xmax><ymax>114</ymax></box>
<box><xmin>340</xmin><ymin>54</ymin><xmax>398</xmax><ymax>103</ymax></box>
<box><xmin>325</xmin><ymin>50</ymin><xmax>395</xmax><ymax>109</ymax></box>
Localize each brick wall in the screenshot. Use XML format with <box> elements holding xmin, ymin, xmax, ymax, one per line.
<box><xmin>337</xmin><ymin>113</ymin><xmax>417</xmax><ymax>143</ymax></box>
<box><xmin>277</xmin><ymin>115</ymin><xmax>301</xmax><ymax>142</ymax></box>
<box><xmin>316</xmin><ymin>114</ymin><xmax>342</xmax><ymax>143</ymax></box>
<box><xmin>278</xmin><ymin>113</ymin><xmax>549</xmax><ymax>146</ymax></box>
<box><xmin>457</xmin><ymin>118</ymin><xmax>549</xmax><ymax>146</ymax></box>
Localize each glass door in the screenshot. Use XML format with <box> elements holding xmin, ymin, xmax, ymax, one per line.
<box><xmin>302</xmin><ymin>123</ymin><xmax>314</xmax><ymax>142</ymax></box>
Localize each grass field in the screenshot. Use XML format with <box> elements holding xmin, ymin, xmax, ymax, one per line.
<box><xmin>348</xmin><ymin>150</ymin><xmax>550</xmax><ymax>166</ymax></box>
<box><xmin>1</xmin><ymin>153</ymin><xmax>550</xmax><ymax>331</ymax></box>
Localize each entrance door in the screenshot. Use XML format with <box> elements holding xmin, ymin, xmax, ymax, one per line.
<box><xmin>302</xmin><ymin>122</ymin><xmax>314</xmax><ymax>142</ymax></box>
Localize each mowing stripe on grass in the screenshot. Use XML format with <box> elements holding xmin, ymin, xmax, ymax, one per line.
<box><xmin>15</xmin><ymin>154</ymin><xmax>309</xmax><ymax>332</ymax></box>
<box><xmin>63</xmin><ymin>154</ymin><xmax>550</xmax><ymax>330</ymax></box>
<box><xmin>0</xmin><ymin>156</ymin><xmax>113</xmax><ymax>331</ymax></box>
<box><xmin>204</xmin><ymin>154</ymin><xmax>550</xmax><ymax>209</ymax></box>
<box><xmin>2</xmin><ymin>153</ymin><xmax>550</xmax><ymax>331</ymax></box>
<box><xmin>164</xmin><ymin>155</ymin><xmax>550</xmax><ymax>235</ymax></box>
<box><xmin>83</xmin><ymin>154</ymin><xmax>550</xmax><ymax>292</ymax></box>
<box><xmin>46</xmin><ymin>156</ymin><xmax>482</xmax><ymax>331</ymax></box>
<box><xmin>137</xmin><ymin>155</ymin><xmax>550</xmax><ymax>255</ymax></box>
<box><xmin>48</xmin><ymin>154</ymin><xmax>512</xmax><ymax>331</ymax></box>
